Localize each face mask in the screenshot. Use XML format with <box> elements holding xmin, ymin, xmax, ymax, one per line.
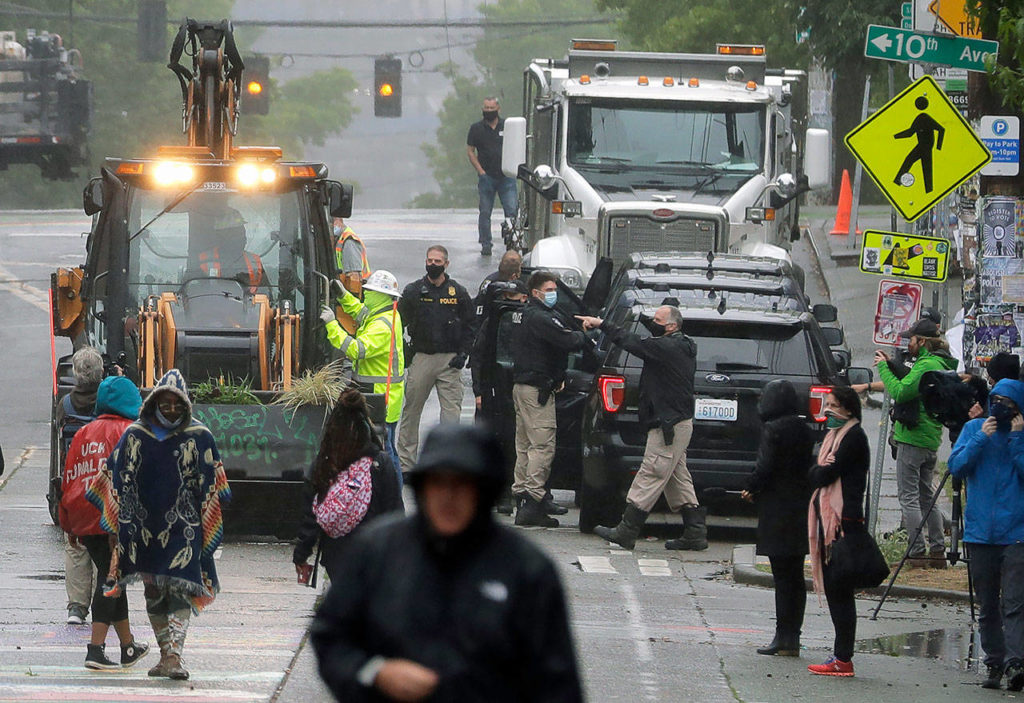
<box><xmin>333</xmin><ymin>225</ymin><xmax>342</xmax><ymax>238</ymax></box>
<box><xmin>426</xmin><ymin>264</ymin><xmax>445</xmax><ymax>279</ymax></box>
<box><xmin>990</xmin><ymin>401</ymin><xmax>1016</xmax><ymax>429</ymax></box>
<box><xmin>824</xmin><ymin>409</ymin><xmax>847</xmax><ymax>429</ymax></box>
<box><xmin>648</xmin><ymin>321</ymin><xmax>667</xmax><ymax>337</ymax></box>
<box><xmin>482</xmin><ymin>110</ymin><xmax>499</xmax><ymax>121</ymax></box>
<box><xmin>542</xmin><ymin>290</ymin><xmax>558</xmax><ymax>308</ymax></box>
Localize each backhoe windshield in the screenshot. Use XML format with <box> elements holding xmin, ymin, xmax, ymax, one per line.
<box><xmin>126</xmin><ymin>186</ymin><xmax>307</xmax><ymax>306</ymax></box>
<box><xmin>567</xmin><ymin>99</ymin><xmax>765</xmax><ymax>173</ymax></box>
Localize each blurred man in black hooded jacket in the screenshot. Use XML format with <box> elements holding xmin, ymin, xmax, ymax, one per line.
<box><xmin>310</xmin><ymin>423</ymin><xmax>583</xmax><ymax>703</ymax></box>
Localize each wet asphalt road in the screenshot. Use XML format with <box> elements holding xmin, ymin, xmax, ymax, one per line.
<box><xmin>0</xmin><ymin>209</ymin><xmax>997</xmax><ymax>702</ymax></box>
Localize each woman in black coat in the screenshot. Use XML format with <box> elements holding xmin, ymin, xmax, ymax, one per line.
<box><xmin>806</xmin><ymin>385</ymin><xmax>870</xmax><ymax>678</ymax></box>
<box><xmin>293</xmin><ymin>389</ymin><xmax>404</xmax><ymax>585</ymax></box>
<box><xmin>742</xmin><ymin>379</ymin><xmax>814</xmax><ymax>656</ymax></box>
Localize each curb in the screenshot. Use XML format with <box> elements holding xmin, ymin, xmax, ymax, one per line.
<box><xmin>731</xmin><ymin>544</ymin><xmax>973</xmax><ymax>604</ymax></box>
<box><xmin>803</xmin><ymin>222</ymin><xmax>833</xmax><ymax>302</ymax></box>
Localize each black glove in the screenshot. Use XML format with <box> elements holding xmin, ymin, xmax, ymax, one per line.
<box><xmin>449</xmin><ymin>353</ymin><xmax>467</xmax><ymax>370</ymax></box>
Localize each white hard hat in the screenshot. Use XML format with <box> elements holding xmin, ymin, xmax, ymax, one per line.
<box><xmin>363</xmin><ymin>269</ymin><xmax>400</xmax><ymax>297</ymax></box>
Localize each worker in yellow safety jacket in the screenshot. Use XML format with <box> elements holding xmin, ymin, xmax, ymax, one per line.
<box><xmin>320</xmin><ymin>269</ymin><xmax>404</xmax><ymax>481</ymax></box>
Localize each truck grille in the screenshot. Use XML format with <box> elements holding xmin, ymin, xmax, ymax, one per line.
<box><xmin>608</xmin><ymin>216</ymin><xmax>717</xmax><ymax>263</ymax></box>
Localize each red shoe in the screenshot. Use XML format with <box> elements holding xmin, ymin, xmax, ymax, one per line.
<box><xmin>808</xmin><ymin>656</ymin><xmax>854</xmax><ymax>677</ymax></box>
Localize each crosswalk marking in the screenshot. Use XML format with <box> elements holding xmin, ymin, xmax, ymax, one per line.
<box><xmin>637</xmin><ymin>559</ymin><xmax>672</xmax><ymax>576</ymax></box>
<box><xmin>577</xmin><ymin>556</ymin><xmax>617</xmax><ymax>574</ymax></box>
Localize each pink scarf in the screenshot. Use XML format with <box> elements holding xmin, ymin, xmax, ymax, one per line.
<box><xmin>807</xmin><ymin>419</ymin><xmax>859</xmax><ymax>600</ymax></box>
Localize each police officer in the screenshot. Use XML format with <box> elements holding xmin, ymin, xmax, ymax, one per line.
<box><xmin>577</xmin><ymin>305</ymin><xmax>706</xmax><ymax>550</ymax></box>
<box><xmin>321</xmin><ymin>270</ymin><xmax>405</xmax><ymax>477</ymax></box>
<box><xmin>511</xmin><ymin>271</ymin><xmax>591</xmax><ymax>527</ymax></box>
<box><xmin>471</xmin><ymin>279</ymin><xmax>528</xmax><ymax>515</ymax></box>
<box><xmin>396</xmin><ymin>245</ymin><xmax>475</xmax><ymax>473</ymax></box>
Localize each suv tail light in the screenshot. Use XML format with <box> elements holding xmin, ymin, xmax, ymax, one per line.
<box><xmin>809</xmin><ymin>385</ymin><xmax>832</xmax><ymax>423</ymax></box>
<box><xmin>599</xmin><ymin>375</ymin><xmax>626</xmax><ymax>413</ymax></box>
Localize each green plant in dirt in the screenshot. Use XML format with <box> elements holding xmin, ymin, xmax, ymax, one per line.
<box><xmin>877</xmin><ymin>528</ymin><xmax>909</xmax><ymax>565</ymax></box>
<box><xmin>273</xmin><ymin>360</ymin><xmax>350</xmax><ymax>412</ymax></box>
<box><xmin>192</xmin><ymin>377</ymin><xmax>260</xmax><ymax>405</ymax></box>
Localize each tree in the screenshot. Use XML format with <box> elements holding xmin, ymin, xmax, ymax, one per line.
<box><xmin>412</xmin><ymin>0</ymin><xmax>617</xmax><ymax>207</ymax></box>
<box><xmin>0</xmin><ymin>1</ymin><xmax>357</xmax><ymax>208</ymax></box>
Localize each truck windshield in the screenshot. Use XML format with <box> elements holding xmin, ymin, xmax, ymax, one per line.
<box><xmin>567</xmin><ymin>99</ymin><xmax>765</xmax><ymax>173</ymax></box>
<box><xmin>125</xmin><ymin>186</ymin><xmax>307</xmax><ymax>306</ymax></box>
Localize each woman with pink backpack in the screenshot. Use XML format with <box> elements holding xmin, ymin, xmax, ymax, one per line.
<box><xmin>293</xmin><ymin>389</ymin><xmax>404</xmax><ymax>586</ymax></box>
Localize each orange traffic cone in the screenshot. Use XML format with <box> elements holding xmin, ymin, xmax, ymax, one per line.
<box><xmin>830</xmin><ymin>169</ymin><xmax>861</xmax><ymax>236</ymax></box>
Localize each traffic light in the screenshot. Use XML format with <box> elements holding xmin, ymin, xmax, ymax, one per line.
<box><xmin>374</xmin><ymin>57</ymin><xmax>402</xmax><ymax>118</ymax></box>
<box><xmin>243</xmin><ymin>55</ymin><xmax>270</xmax><ymax>116</ymax></box>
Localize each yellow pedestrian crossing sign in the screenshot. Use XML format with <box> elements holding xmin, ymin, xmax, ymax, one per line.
<box><xmin>845</xmin><ymin>75</ymin><xmax>991</xmax><ymax>222</ymax></box>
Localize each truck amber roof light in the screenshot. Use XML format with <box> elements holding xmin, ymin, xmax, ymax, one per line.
<box><xmin>571</xmin><ymin>39</ymin><xmax>617</xmax><ymax>51</ymax></box>
<box><xmin>716</xmin><ymin>44</ymin><xmax>765</xmax><ymax>56</ymax></box>
<box><xmin>579</xmin><ymin>74</ymin><xmax>591</xmax><ymax>85</ymax></box>
<box><xmin>688</xmin><ymin>77</ymin><xmax>700</xmax><ymax>87</ymax></box>
<box><xmin>662</xmin><ymin>76</ymin><xmax>674</xmax><ymax>86</ymax></box>
<box><xmin>115</xmin><ymin>162</ymin><xmax>144</xmax><ymax>175</ymax></box>
<box><xmin>231</xmin><ymin>146</ymin><xmax>283</xmax><ymax>161</ymax></box>
<box><xmin>288</xmin><ymin>165</ymin><xmax>317</xmax><ymax>178</ymax></box>
<box><xmin>637</xmin><ymin>75</ymin><xmax>649</xmax><ymax>86</ymax></box>
<box><xmin>746</xmin><ymin>80</ymin><xmax>758</xmax><ymax>91</ymax></box>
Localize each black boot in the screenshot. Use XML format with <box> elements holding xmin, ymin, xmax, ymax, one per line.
<box><xmin>515</xmin><ymin>495</ymin><xmax>559</xmax><ymax>528</ymax></box>
<box><xmin>983</xmin><ymin>663</ymin><xmax>1004</xmax><ymax>689</ymax></box>
<box><xmin>542</xmin><ymin>491</ymin><xmax>568</xmax><ymax>516</ymax></box>
<box><xmin>496</xmin><ymin>488</ymin><xmax>515</xmax><ymax>516</ymax></box>
<box><xmin>665</xmin><ymin>505</ymin><xmax>708</xmax><ymax>551</ymax></box>
<box><xmin>757</xmin><ymin>631</ymin><xmax>800</xmax><ymax>656</ymax></box>
<box><xmin>593</xmin><ymin>504</ymin><xmax>648</xmax><ymax>550</ymax></box>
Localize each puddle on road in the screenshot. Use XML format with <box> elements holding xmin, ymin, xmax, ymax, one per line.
<box><xmin>856</xmin><ymin>628</ymin><xmax>980</xmax><ymax>671</ymax></box>
<box><xmin>19</xmin><ymin>572</ymin><xmax>63</xmax><ymax>581</ymax></box>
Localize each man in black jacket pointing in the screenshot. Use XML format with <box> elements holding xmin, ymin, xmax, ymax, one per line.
<box><xmin>577</xmin><ymin>305</ymin><xmax>706</xmax><ymax>551</ymax></box>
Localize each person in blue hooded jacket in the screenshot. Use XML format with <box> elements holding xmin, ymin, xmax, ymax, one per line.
<box><xmin>949</xmin><ymin>377</ymin><xmax>1024</xmax><ymax>691</ymax></box>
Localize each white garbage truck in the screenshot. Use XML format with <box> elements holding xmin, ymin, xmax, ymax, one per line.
<box><xmin>501</xmin><ymin>40</ymin><xmax>829</xmax><ymax>291</ymax></box>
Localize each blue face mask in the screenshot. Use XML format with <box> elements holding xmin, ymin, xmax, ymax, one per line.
<box><xmin>543</xmin><ymin>290</ymin><xmax>558</xmax><ymax>308</ymax></box>
<box><xmin>333</xmin><ymin>225</ymin><xmax>342</xmax><ymax>238</ymax></box>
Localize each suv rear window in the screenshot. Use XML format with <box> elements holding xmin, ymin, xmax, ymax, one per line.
<box><xmin>610</xmin><ymin>320</ymin><xmax>816</xmax><ymax>376</ymax></box>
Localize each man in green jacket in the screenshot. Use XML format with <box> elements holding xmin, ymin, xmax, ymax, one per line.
<box><xmin>875</xmin><ymin>318</ymin><xmax>958</xmax><ymax>566</ymax></box>
<box><xmin>321</xmin><ymin>270</ymin><xmax>405</xmax><ymax>480</ymax></box>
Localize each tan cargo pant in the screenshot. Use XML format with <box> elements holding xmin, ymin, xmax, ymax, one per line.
<box><xmin>511</xmin><ymin>383</ymin><xmax>556</xmax><ymax>502</ymax></box>
<box><xmin>397</xmin><ymin>352</ymin><xmax>464</xmax><ymax>471</ymax></box>
<box><xmin>626</xmin><ymin>419</ymin><xmax>697</xmax><ymax>513</ymax></box>
<box><xmin>65</xmin><ymin>533</ymin><xmax>95</xmax><ymax>609</ymax></box>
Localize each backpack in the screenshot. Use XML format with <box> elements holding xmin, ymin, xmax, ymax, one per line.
<box><xmin>59</xmin><ymin>394</ymin><xmax>96</xmax><ymax>466</ymax></box>
<box><xmin>312</xmin><ymin>455</ymin><xmax>375</xmax><ymax>538</ymax></box>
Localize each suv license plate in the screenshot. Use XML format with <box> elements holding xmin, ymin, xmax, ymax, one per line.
<box><xmin>694</xmin><ymin>398</ymin><xmax>738</xmax><ymax>422</ymax></box>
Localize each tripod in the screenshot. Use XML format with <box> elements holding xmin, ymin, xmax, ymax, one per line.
<box><xmin>871</xmin><ymin>470</ymin><xmax>976</xmax><ymax>621</ymax></box>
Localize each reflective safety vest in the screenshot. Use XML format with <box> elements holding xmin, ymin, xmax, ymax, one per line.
<box><xmin>334</xmin><ymin>227</ymin><xmax>371</xmax><ymax>278</ymax></box>
<box><xmin>325</xmin><ymin>292</ymin><xmax>404</xmax><ymax>424</ymax></box>
<box><xmin>198</xmin><ymin>247</ymin><xmax>265</xmax><ymax>294</ymax></box>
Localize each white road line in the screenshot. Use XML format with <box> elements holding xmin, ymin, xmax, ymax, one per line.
<box><xmin>637</xmin><ymin>558</ymin><xmax>672</xmax><ymax>576</ymax></box>
<box><xmin>0</xmin><ymin>263</ymin><xmax>48</xmax><ymax>312</ymax></box>
<box><xmin>577</xmin><ymin>555</ymin><xmax>618</xmax><ymax>574</ymax></box>
<box><xmin>0</xmin><ymin>683</ymin><xmax>266</xmax><ymax>700</ymax></box>
<box><xmin>620</xmin><ymin>580</ymin><xmax>660</xmax><ymax>702</ymax></box>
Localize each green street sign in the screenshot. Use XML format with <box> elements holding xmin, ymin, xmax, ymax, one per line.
<box><xmin>864</xmin><ymin>24</ymin><xmax>998</xmax><ymax>72</ymax></box>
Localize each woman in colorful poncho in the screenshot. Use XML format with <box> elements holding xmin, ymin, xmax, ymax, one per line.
<box><xmin>91</xmin><ymin>369</ymin><xmax>230</xmax><ymax>681</ymax></box>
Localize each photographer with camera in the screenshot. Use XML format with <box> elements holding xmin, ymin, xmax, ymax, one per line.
<box><xmin>872</xmin><ymin>318</ymin><xmax>957</xmax><ymax>567</ymax></box>
<box><xmin>949</xmin><ymin>378</ymin><xmax>1024</xmax><ymax>691</ymax></box>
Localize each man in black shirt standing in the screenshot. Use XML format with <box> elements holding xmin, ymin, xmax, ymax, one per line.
<box><xmin>577</xmin><ymin>305</ymin><xmax>707</xmax><ymax>551</ymax></box>
<box><xmin>467</xmin><ymin>96</ymin><xmax>518</xmax><ymax>256</ymax></box>
<box><xmin>397</xmin><ymin>245</ymin><xmax>475</xmax><ymax>474</ymax></box>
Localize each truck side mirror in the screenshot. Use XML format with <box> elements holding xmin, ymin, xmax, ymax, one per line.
<box><xmin>821</xmin><ymin>326</ymin><xmax>844</xmax><ymax>347</ymax></box>
<box><xmin>502</xmin><ymin>116</ymin><xmax>526</xmax><ymax>178</ymax></box>
<box><xmin>325</xmin><ymin>181</ymin><xmax>353</xmax><ymax>218</ymax></box>
<box><xmin>812</xmin><ymin>303</ymin><xmax>838</xmax><ymax>323</ymax></box>
<box><xmin>83</xmin><ymin>177</ymin><xmax>104</xmax><ymax>215</ymax></box>
<box><xmin>804</xmin><ymin>128</ymin><xmax>830</xmax><ymax>191</ymax></box>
